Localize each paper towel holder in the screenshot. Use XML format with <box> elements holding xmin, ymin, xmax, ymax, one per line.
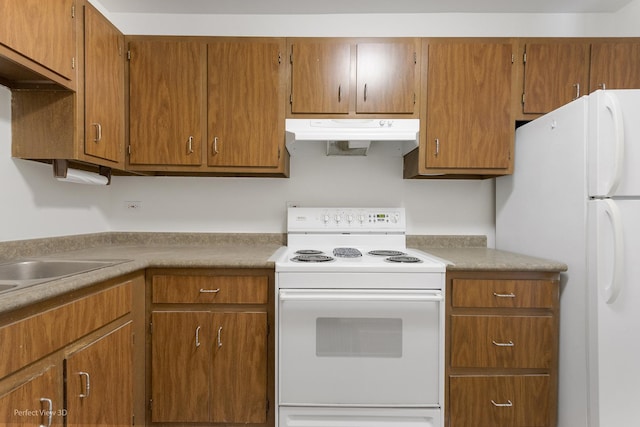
<box><xmin>53</xmin><ymin>159</ymin><xmax>112</xmax><ymax>185</ymax></box>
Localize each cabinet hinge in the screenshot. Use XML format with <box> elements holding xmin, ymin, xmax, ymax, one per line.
<box><xmin>413</xmin><ymin>51</ymin><xmax>417</xmax><ymax>64</ymax></box>
<box><xmin>149</xmin><ymin>399</ymin><xmax>153</xmax><ymax>411</ymax></box>
<box><xmin>128</xmin><ymin>145</ymin><xmax>132</xmax><ymax>156</ymax></box>
<box><xmin>522</xmin><ymin>93</ymin><xmax>526</xmax><ymax>105</ymax></box>
<box><xmin>71</xmin><ymin>4</ymin><xmax>75</xmax><ymax>19</ymax></box>
<box><xmin>277</xmin><ymin>148</ymin><xmax>281</xmax><ymax>160</ymax></box>
<box><xmin>132</xmin><ymin>414</ymin><xmax>135</xmax><ymax>425</ymax></box>
<box><xmin>523</xmin><ymin>52</ymin><xmax>527</xmax><ymax>64</ymax></box>
<box><xmin>278</xmin><ymin>52</ymin><xmax>282</xmax><ymax>65</ymax></box>
<box><xmin>413</xmin><ymin>92</ymin><xmax>416</xmax><ymax>105</ymax></box>
<box><xmin>289</xmin><ymin>46</ymin><xmax>294</xmax><ymax>64</ymax></box>
<box><xmin>71</xmin><ymin>57</ymin><xmax>75</xmax><ymax>70</ymax></box>
<box><xmin>289</xmin><ymin>93</ymin><xmax>293</xmax><ymax>105</ymax></box>
<box><xmin>127</xmin><ymin>50</ymin><xmax>132</xmax><ymax>61</ymax></box>
<box><xmin>149</xmin><ymin>321</ymin><xmax>153</xmax><ymax>334</ymax></box>
<box><xmin>266</xmin><ymin>398</ymin><xmax>270</xmax><ymax>413</ymax></box>
<box><xmin>511</xmin><ymin>53</ymin><xmax>515</xmax><ymax>64</ymax></box>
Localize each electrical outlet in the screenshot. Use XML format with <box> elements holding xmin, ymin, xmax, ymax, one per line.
<box><xmin>124</xmin><ymin>201</ymin><xmax>142</xmax><ymax>210</ymax></box>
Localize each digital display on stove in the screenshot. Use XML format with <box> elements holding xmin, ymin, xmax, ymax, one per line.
<box><xmin>375</xmin><ymin>214</ymin><xmax>386</xmax><ymax>221</ymax></box>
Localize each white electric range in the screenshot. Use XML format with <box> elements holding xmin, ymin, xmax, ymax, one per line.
<box><xmin>275</xmin><ymin>207</ymin><xmax>446</xmax><ymax>427</ymax></box>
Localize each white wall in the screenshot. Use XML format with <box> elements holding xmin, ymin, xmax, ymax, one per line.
<box><xmin>0</xmin><ymin>87</ymin><xmax>111</xmax><ymax>242</ymax></box>
<box><xmin>2</xmin><ymin>1</ymin><xmax>640</xmax><ymax>243</ymax></box>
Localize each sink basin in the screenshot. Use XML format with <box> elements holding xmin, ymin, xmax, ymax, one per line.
<box><xmin>0</xmin><ymin>259</ymin><xmax>128</xmax><ymax>294</ymax></box>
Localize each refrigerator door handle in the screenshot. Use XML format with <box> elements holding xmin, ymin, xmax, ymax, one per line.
<box><xmin>603</xmin><ymin>92</ymin><xmax>625</xmax><ymax>197</ymax></box>
<box><xmin>601</xmin><ymin>199</ymin><xmax>624</xmax><ymax>304</ymax></box>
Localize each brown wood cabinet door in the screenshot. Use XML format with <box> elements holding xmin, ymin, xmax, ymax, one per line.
<box><xmin>208</xmin><ymin>39</ymin><xmax>285</xmax><ymax>168</ymax></box>
<box><xmin>83</xmin><ymin>4</ymin><xmax>125</xmax><ymax>163</ymax></box>
<box><xmin>590</xmin><ymin>42</ymin><xmax>640</xmax><ymax>92</ymax></box>
<box><xmin>211</xmin><ymin>312</ymin><xmax>267</xmax><ymax>424</ymax></box>
<box><xmin>449</xmin><ymin>375</ymin><xmax>551</xmax><ymax>427</ymax></box>
<box><xmin>0</xmin><ymin>364</ymin><xmax>62</xmax><ymax>426</ymax></box>
<box><xmin>0</xmin><ymin>0</ymin><xmax>75</xmax><ymax>80</ymax></box>
<box><xmin>425</xmin><ymin>42</ymin><xmax>513</xmax><ymax>169</ymax></box>
<box><xmin>66</xmin><ymin>323</ymin><xmax>133</xmax><ymax>427</ymax></box>
<box><xmin>129</xmin><ymin>40</ymin><xmax>205</xmax><ymax>165</ymax></box>
<box><xmin>356</xmin><ymin>42</ymin><xmax>416</xmax><ymax>114</ymax></box>
<box><xmin>522</xmin><ymin>42</ymin><xmax>590</xmax><ymax>114</ymax></box>
<box><xmin>290</xmin><ymin>41</ymin><xmax>351</xmax><ymax>114</ymax></box>
<box><xmin>151</xmin><ymin>311</ymin><xmax>210</xmax><ymax>422</ymax></box>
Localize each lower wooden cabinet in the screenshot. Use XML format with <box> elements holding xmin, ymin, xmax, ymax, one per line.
<box><xmin>445</xmin><ymin>271</ymin><xmax>560</xmax><ymax>427</ymax></box>
<box><xmin>0</xmin><ymin>273</ymin><xmax>143</xmax><ymax>427</ymax></box>
<box><xmin>66</xmin><ymin>322</ymin><xmax>134</xmax><ymax>427</ymax></box>
<box><xmin>147</xmin><ymin>269</ymin><xmax>273</xmax><ymax>427</ymax></box>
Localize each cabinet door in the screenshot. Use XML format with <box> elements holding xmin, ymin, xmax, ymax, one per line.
<box><xmin>84</xmin><ymin>4</ymin><xmax>125</xmax><ymax>163</ymax></box>
<box><xmin>425</xmin><ymin>42</ymin><xmax>513</xmax><ymax>169</ymax></box>
<box><xmin>590</xmin><ymin>42</ymin><xmax>640</xmax><ymax>92</ymax></box>
<box><xmin>129</xmin><ymin>40</ymin><xmax>205</xmax><ymax>165</ymax></box>
<box><xmin>356</xmin><ymin>42</ymin><xmax>416</xmax><ymax>114</ymax></box>
<box><xmin>208</xmin><ymin>39</ymin><xmax>285</xmax><ymax>168</ymax></box>
<box><xmin>0</xmin><ymin>0</ymin><xmax>75</xmax><ymax>80</ymax></box>
<box><xmin>151</xmin><ymin>311</ymin><xmax>210</xmax><ymax>422</ymax></box>
<box><xmin>66</xmin><ymin>323</ymin><xmax>133</xmax><ymax>427</ymax></box>
<box><xmin>522</xmin><ymin>42</ymin><xmax>590</xmax><ymax>114</ymax></box>
<box><xmin>290</xmin><ymin>41</ymin><xmax>351</xmax><ymax>114</ymax></box>
<box><xmin>211</xmin><ymin>312</ymin><xmax>268</xmax><ymax>424</ymax></box>
<box><xmin>0</xmin><ymin>364</ymin><xmax>62</xmax><ymax>426</ymax></box>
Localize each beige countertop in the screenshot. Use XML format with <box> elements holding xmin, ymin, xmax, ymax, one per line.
<box><xmin>0</xmin><ymin>232</ymin><xmax>567</xmax><ymax>314</ymax></box>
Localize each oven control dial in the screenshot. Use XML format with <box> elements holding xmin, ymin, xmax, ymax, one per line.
<box><xmin>346</xmin><ymin>214</ymin><xmax>354</xmax><ymax>223</ymax></box>
<box><xmin>334</xmin><ymin>214</ymin><xmax>342</xmax><ymax>223</ymax></box>
<box><xmin>323</xmin><ymin>214</ymin><xmax>330</xmax><ymax>224</ymax></box>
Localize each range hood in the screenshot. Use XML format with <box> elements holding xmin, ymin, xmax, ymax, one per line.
<box><xmin>285</xmin><ymin>119</ymin><xmax>419</xmax><ymax>156</ymax></box>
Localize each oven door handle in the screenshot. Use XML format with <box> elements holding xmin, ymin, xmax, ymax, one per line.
<box><xmin>279</xmin><ymin>290</ymin><xmax>443</xmax><ymax>302</ymax></box>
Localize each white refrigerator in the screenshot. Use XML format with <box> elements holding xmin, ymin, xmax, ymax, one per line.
<box><xmin>496</xmin><ymin>89</ymin><xmax>640</xmax><ymax>427</ymax></box>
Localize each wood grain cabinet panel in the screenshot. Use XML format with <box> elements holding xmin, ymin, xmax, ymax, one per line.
<box><xmin>355</xmin><ymin>42</ymin><xmax>417</xmax><ymax>114</ymax></box>
<box><xmin>128</xmin><ymin>39</ymin><xmax>205</xmax><ymax>166</ymax></box>
<box><xmin>590</xmin><ymin>42</ymin><xmax>640</xmax><ymax>92</ymax></box>
<box><xmin>451</xmin><ymin>315</ymin><xmax>554</xmax><ymax>368</ymax></box>
<box><xmin>66</xmin><ymin>322</ymin><xmax>133</xmax><ymax>427</ymax></box>
<box><xmin>449</xmin><ymin>375</ymin><xmax>551</xmax><ymax>427</ymax></box>
<box><xmin>0</xmin><ymin>0</ymin><xmax>75</xmax><ymax>81</ymax></box>
<box><xmin>208</xmin><ymin>39</ymin><xmax>286</xmax><ymax>169</ymax></box>
<box><xmin>83</xmin><ymin>3</ymin><xmax>125</xmax><ymax>163</ymax></box>
<box><xmin>452</xmin><ymin>279</ymin><xmax>557</xmax><ymax>308</ymax></box>
<box><xmin>152</xmin><ymin>274</ymin><xmax>269</xmax><ymax>304</ymax></box>
<box><xmin>0</xmin><ymin>364</ymin><xmax>62</xmax><ymax>426</ymax></box>
<box><xmin>290</xmin><ymin>40</ymin><xmax>351</xmax><ymax>114</ymax></box>
<box><xmin>522</xmin><ymin>42</ymin><xmax>590</xmax><ymax>114</ymax></box>
<box><xmin>405</xmin><ymin>39</ymin><xmax>515</xmax><ymax>178</ymax></box>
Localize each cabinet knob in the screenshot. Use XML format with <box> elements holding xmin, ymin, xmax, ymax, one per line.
<box><xmin>187</xmin><ymin>136</ymin><xmax>194</xmax><ymax>154</ymax></box>
<box><xmin>491</xmin><ymin>399</ymin><xmax>513</xmax><ymax>407</ymax></box>
<box><xmin>39</xmin><ymin>397</ymin><xmax>53</xmax><ymax>427</ymax></box>
<box><xmin>78</xmin><ymin>371</ymin><xmax>91</xmax><ymax>398</ymax></box>
<box><xmin>92</xmin><ymin>123</ymin><xmax>102</xmax><ymax>143</ymax></box>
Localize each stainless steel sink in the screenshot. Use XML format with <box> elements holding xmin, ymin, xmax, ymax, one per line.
<box><xmin>0</xmin><ymin>259</ymin><xmax>128</xmax><ymax>294</ymax></box>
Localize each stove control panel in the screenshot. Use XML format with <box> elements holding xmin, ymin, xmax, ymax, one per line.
<box><xmin>288</xmin><ymin>207</ymin><xmax>406</xmax><ymax>232</ymax></box>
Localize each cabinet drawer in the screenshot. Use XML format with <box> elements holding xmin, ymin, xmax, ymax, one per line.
<box><xmin>152</xmin><ymin>275</ymin><xmax>268</xmax><ymax>304</ymax></box>
<box><xmin>449</xmin><ymin>375</ymin><xmax>551</xmax><ymax>427</ymax></box>
<box><xmin>451</xmin><ymin>315</ymin><xmax>554</xmax><ymax>368</ymax></box>
<box><xmin>452</xmin><ymin>279</ymin><xmax>557</xmax><ymax>308</ymax></box>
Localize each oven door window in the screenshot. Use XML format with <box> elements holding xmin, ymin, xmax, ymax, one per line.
<box><xmin>278</xmin><ymin>289</ymin><xmax>442</xmax><ymax>407</ymax></box>
<box><xmin>316</xmin><ymin>317</ymin><xmax>403</xmax><ymax>358</ymax></box>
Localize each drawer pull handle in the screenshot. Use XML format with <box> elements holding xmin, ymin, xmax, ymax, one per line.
<box><xmin>40</xmin><ymin>397</ymin><xmax>53</xmax><ymax>427</ymax></box>
<box><xmin>199</xmin><ymin>288</ymin><xmax>221</xmax><ymax>294</ymax></box>
<box><xmin>78</xmin><ymin>371</ymin><xmax>91</xmax><ymax>398</ymax></box>
<box><xmin>493</xmin><ymin>292</ymin><xmax>516</xmax><ymax>298</ymax></box>
<box><xmin>195</xmin><ymin>325</ymin><xmax>202</xmax><ymax>348</ymax></box>
<box><xmin>492</xmin><ymin>340</ymin><xmax>515</xmax><ymax>347</ymax></box>
<box><xmin>217</xmin><ymin>326</ymin><xmax>223</xmax><ymax>348</ymax></box>
<box><xmin>491</xmin><ymin>399</ymin><xmax>513</xmax><ymax>407</ymax></box>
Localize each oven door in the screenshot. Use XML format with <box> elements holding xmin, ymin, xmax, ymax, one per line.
<box><xmin>278</xmin><ymin>289</ymin><xmax>443</xmax><ymax>407</ymax></box>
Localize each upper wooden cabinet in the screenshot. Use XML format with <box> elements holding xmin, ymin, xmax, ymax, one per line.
<box><xmin>288</xmin><ymin>38</ymin><xmax>419</xmax><ymax>117</ymax></box>
<box><xmin>589</xmin><ymin>41</ymin><xmax>640</xmax><ymax>92</ymax></box>
<box><xmin>0</xmin><ymin>0</ymin><xmax>76</xmax><ymax>87</ymax></box>
<box><xmin>84</xmin><ymin>3</ymin><xmax>125</xmax><ymax>163</ymax></box>
<box><xmin>405</xmin><ymin>39</ymin><xmax>515</xmax><ymax>178</ymax></box>
<box><xmin>11</xmin><ymin>1</ymin><xmax>126</xmax><ymax>173</ymax></box>
<box><xmin>128</xmin><ymin>39</ymin><xmax>206</xmax><ymax>167</ymax></box>
<box><xmin>207</xmin><ymin>38</ymin><xmax>287</xmax><ymax>170</ymax></box>
<box><xmin>520</xmin><ymin>41</ymin><xmax>590</xmax><ymax>115</ymax></box>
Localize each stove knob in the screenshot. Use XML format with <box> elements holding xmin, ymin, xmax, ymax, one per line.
<box><xmin>346</xmin><ymin>214</ymin><xmax>354</xmax><ymax>223</ymax></box>
<box><xmin>323</xmin><ymin>214</ymin><xmax>330</xmax><ymax>224</ymax></box>
<box><xmin>391</xmin><ymin>213</ymin><xmax>399</xmax><ymax>223</ymax></box>
<box><xmin>358</xmin><ymin>214</ymin><xmax>366</xmax><ymax>223</ymax></box>
<box><xmin>334</xmin><ymin>214</ymin><xmax>342</xmax><ymax>223</ymax></box>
